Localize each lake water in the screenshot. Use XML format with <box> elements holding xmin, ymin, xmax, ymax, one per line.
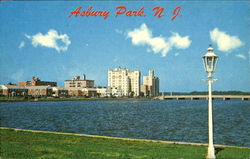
<box><xmin>0</xmin><ymin>99</ymin><xmax>249</xmax><ymax>147</ymax></box>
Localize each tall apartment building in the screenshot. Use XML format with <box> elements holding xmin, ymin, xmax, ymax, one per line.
<box><xmin>128</xmin><ymin>70</ymin><xmax>140</xmax><ymax>96</ymax></box>
<box><xmin>108</xmin><ymin>68</ymin><xmax>140</xmax><ymax>97</ymax></box>
<box><xmin>141</xmin><ymin>70</ymin><xmax>159</xmax><ymax>97</ymax></box>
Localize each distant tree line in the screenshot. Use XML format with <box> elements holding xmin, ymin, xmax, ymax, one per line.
<box><xmin>162</xmin><ymin>91</ymin><xmax>250</xmax><ymax>95</ymax></box>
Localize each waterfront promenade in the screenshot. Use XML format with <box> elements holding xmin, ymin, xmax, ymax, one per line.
<box><xmin>154</xmin><ymin>95</ymin><xmax>250</xmax><ymax>101</ymax></box>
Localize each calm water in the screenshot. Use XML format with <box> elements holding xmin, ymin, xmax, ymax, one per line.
<box><xmin>0</xmin><ymin>100</ymin><xmax>249</xmax><ymax>147</ymax></box>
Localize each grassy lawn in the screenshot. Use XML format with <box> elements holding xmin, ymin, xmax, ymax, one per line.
<box><xmin>0</xmin><ymin>128</ymin><xmax>249</xmax><ymax>159</ymax></box>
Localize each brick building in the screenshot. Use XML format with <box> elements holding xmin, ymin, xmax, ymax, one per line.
<box><xmin>27</xmin><ymin>86</ymin><xmax>53</xmax><ymax>97</ymax></box>
<box><xmin>0</xmin><ymin>84</ymin><xmax>28</xmax><ymax>97</ymax></box>
<box><xmin>67</xmin><ymin>88</ymin><xmax>82</xmax><ymax>96</ymax></box>
<box><xmin>19</xmin><ymin>77</ymin><xmax>57</xmax><ymax>87</ymax></box>
<box><xmin>67</xmin><ymin>87</ymin><xmax>97</xmax><ymax>97</ymax></box>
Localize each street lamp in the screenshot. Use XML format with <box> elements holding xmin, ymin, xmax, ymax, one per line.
<box><xmin>202</xmin><ymin>45</ymin><xmax>218</xmax><ymax>159</ymax></box>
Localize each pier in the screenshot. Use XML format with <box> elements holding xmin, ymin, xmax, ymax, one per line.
<box><xmin>154</xmin><ymin>95</ymin><xmax>250</xmax><ymax>101</ymax></box>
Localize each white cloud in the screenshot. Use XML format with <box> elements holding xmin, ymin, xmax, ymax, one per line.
<box><xmin>25</xmin><ymin>29</ymin><xmax>71</xmax><ymax>52</ymax></box>
<box><xmin>11</xmin><ymin>69</ymin><xmax>24</xmax><ymax>82</ymax></box>
<box><xmin>235</xmin><ymin>54</ymin><xmax>247</xmax><ymax>60</ymax></box>
<box><xmin>127</xmin><ymin>23</ymin><xmax>191</xmax><ymax>57</ymax></box>
<box><xmin>148</xmin><ymin>37</ymin><xmax>170</xmax><ymax>56</ymax></box>
<box><xmin>210</xmin><ymin>28</ymin><xmax>243</xmax><ymax>52</ymax></box>
<box><xmin>169</xmin><ymin>33</ymin><xmax>191</xmax><ymax>49</ymax></box>
<box><xmin>19</xmin><ymin>41</ymin><xmax>25</xmax><ymax>49</ymax></box>
<box><xmin>127</xmin><ymin>23</ymin><xmax>151</xmax><ymax>45</ymax></box>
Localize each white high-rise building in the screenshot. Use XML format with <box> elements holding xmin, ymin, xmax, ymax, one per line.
<box><xmin>128</xmin><ymin>70</ymin><xmax>140</xmax><ymax>96</ymax></box>
<box><xmin>108</xmin><ymin>68</ymin><xmax>140</xmax><ymax>97</ymax></box>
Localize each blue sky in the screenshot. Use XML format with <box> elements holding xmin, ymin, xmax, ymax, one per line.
<box><xmin>0</xmin><ymin>1</ymin><xmax>249</xmax><ymax>92</ymax></box>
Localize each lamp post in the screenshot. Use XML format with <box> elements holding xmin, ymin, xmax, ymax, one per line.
<box><xmin>202</xmin><ymin>45</ymin><xmax>218</xmax><ymax>159</ymax></box>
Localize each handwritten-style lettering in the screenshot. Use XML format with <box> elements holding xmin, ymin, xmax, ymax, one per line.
<box><xmin>115</xmin><ymin>6</ymin><xmax>146</xmax><ymax>17</ymax></box>
<box><xmin>68</xmin><ymin>6</ymin><xmax>110</xmax><ymax>20</ymax></box>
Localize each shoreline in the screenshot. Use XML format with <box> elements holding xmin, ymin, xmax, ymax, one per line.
<box><xmin>0</xmin><ymin>97</ymin><xmax>154</xmax><ymax>103</ymax></box>
<box><xmin>1</xmin><ymin>127</ymin><xmax>249</xmax><ymax>149</ymax></box>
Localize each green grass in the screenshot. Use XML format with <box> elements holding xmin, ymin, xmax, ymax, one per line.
<box><xmin>0</xmin><ymin>128</ymin><xmax>249</xmax><ymax>159</ymax></box>
<box><xmin>0</xmin><ymin>96</ymin><xmax>26</xmax><ymax>101</ymax></box>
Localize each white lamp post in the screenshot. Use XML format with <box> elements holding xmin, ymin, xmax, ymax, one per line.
<box><xmin>202</xmin><ymin>45</ymin><xmax>218</xmax><ymax>159</ymax></box>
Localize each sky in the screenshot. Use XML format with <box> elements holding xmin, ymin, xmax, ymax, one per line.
<box><xmin>0</xmin><ymin>1</ymin><xmax>249</xmax><ymax>92</ymax></box>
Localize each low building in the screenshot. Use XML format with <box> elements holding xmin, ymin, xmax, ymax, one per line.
<box><xmin>106</xmin><ymin>87</ymin><xmax>122</xmax><ymax>97</ymax></box>
<box><xmin>0</xmin><ymin>84</ymin><xmax>54</xmax><ymax>97</ymax></box>
<box><xmin>66</xmin><ymin>87</ymin><xmax>97</xmax><ymax>97</ymax></box>
<box><xmin>19</xmin><ymin>76</ymin><xmax>57</xmax><ymax>87</ymax></box>
<box><xmin>0</xmin><ymin>84</ymin><xmax>28</xmax><ymax>97</ymax></box>
<box><xmin>67</xmin><ymin>88</ymin><xmax>82</xmax><ymax>96</ymax></box>
<box><xmin>52</xmin><ymin>87</ymin><xmax>68</xmax><ymax>97</ymax></box>
<box><xmin>65</xmin><ymin>75</ymin><xmax>94</xmax><ymax>88</ymax></box>
<box><xmin>96</xmin><ymin>87</ymin><xmax>108</xmax><ymax>97</ymax></box>
<box><xmin>27</xmin><ymin>86</ymin><xmax>53</xmax><ymax>97</ymax></box>
<box><xmin>81</xmin><ymin>88</ymin><xmax>97</xmax><ymax>97</ymax></box>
